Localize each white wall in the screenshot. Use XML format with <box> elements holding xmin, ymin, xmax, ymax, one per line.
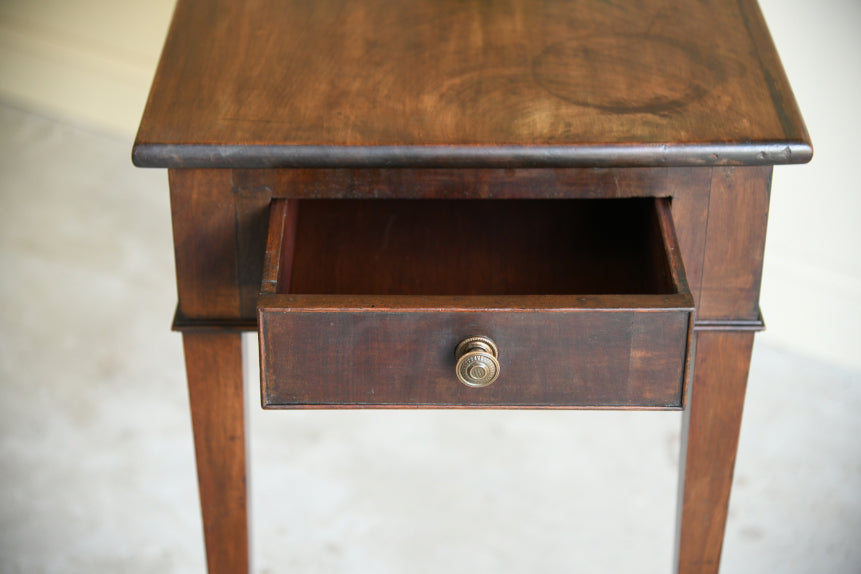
<box><xmin>758</xmin><ymin>0</ymin><xmax>861</xmax><ymax>370</ymax></box>
<box><xmin>0</xmin><ymin>0</ymin><xmax>174</xmax><ymax>136</ymax></box>
<box><xmin>1</xmin><ymin>0</ymin><xmax>857</xmax><ymax>370</ymax></box>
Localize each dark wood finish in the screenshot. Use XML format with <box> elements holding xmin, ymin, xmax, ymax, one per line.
<box><xmin>169</xmin><ymin>169</ymin><xmax>273</xmax><ymax>320</ymax></box>
<box><xmin>169</xmin><ymin>169</ymin><xmax>241</xmax><ymax>319</ymax></box>
<box><xmin>261</xmin><ymin>308</ymin><xmax>689</xmax><ymax>409</ymax></box>
<box><xmin>170</xmin><ymin>164</ymin><xmax>740</xmax><ymax>326</ymax></box>
<box><xmin>172</xmin><ymin>308</ymin><xmax>257</xmax><ymax>333</ymax></box>
<box><xmin>675</xmin><ymin>331</ymin><xmax>755</xmax><ymax>574</ymax></box>
<box><xmin>237</xmin><ymin>167</ymin><xmax>674</xmax><ymax>200</ymax></box>
<box><xmin>173</xmin><ymin>166</ymin><xmax>725</xmax><ymax>322</ymax></box>
<box><xmin>234</xmin><ymin>186</ymin><xmax>272</xmax><ymax>317</ymax></box>
<box><xmin>136</xmin><ymin>0</ymin><xmax>811</xmax><ymax>571</ymax></box>
<box><xmin>183</xmin><ymin>332</ymin><xmax>248</xmax><ymax>574</ymax></box>
<box><xmin>240</xmin><ymin>166</ymin><xmax>717</xmax><ymax>317</ymax></box>
<box><xmin>698</xmin><ymin>166</ymin><xmax>772</xmax><ymax>321</ymax></box>
<box><xmin>258</xmin><ymin>198</ymin><xmax>692</xmax><ymax>408</ymax></box>
<box><xmin>259</xmin><ymin>199</ymin><xmax>287</xmax><ymax>296</ymax></box>
<box><xmin>670</xmin><ymin>169</ymin><xmax>713</xmax><ymax>320</ymax></box>
<box><xmin>287</xmin><ymin>199</ymin><xmax>679</xmax><ymax>296</ymax></box>
<box><xmin>654</xmin><ymin>193</ymin><xmax>690</xmax><ymax>299</ymax></box>
<box><xmin>133</xmin><ymin>0</ymin><xmax>810</xmax><ymax>169</ymax></box>
<box><xmin>259</xmin><ymin>199</ymin><xmax>298</xmax><ymax>296</ymax></box>
<box><xmin>695</xmin><ymin>316</ymin><xmax>766</xmax><ymax>332</ymax></box>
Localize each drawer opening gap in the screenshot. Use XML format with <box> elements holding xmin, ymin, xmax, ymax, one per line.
<box><xmin>277</xmin><ymin>198</ymin><xmax>678</xmax><ymax>297</ymax></box>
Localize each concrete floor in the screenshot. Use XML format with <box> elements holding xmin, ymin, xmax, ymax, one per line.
<box><xmin>0</xmin><ymin>104</ymin><xmax>859</xmax><ymax>573</ymax></box>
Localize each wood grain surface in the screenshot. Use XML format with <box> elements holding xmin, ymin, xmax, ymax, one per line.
<box><xmin>143</xmin><ymin>1</ymin><xmax>812</xmax><ymax>571</ymax></box>
<box><xmin>286</xmin><ymin>199</ymin><xmax>677</xmax><ymax>296</ymax></box>
<box><xmin>183</xmin><ymin>332</ymin><xmax>248</xmax><ymax>574</ymax></box>
<box><xmin>675</xmin><ymin>331</ymin><xmax>755</xmax><ymax>574</ymax></box>
<box><xmin>259</xmin><ymin>307</ymin><xmax>690</xmax><ymax>408</ymax></box>
<box><xmin>258</xmin><ymin>197</ymin><xmax>693</xmax><ymax>408</ymax></box>
<box><xmin>134</xmin><ymin>0</ymin><xmax>811</xmax><ymax>168</ymax></box>
<box><xmin>697</xmin><ymin>166</ymin><xmax>772</xmax><ymax>322</ymax></box>
<box><xmin>169</xmin><ymin>169</ymin><xmax>241</xmax><ymax>318</ymax></box>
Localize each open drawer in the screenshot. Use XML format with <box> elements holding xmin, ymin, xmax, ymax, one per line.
<box><xmin>258</xmin><ymin>198</ymin><xmax>693</xmax><ymax>409</ymax></box>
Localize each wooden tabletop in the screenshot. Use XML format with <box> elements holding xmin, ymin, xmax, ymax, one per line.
<box><xmin>133</xmin><ymin>0</ymin><xmax>811</xmax><ymax>169</ymax></box>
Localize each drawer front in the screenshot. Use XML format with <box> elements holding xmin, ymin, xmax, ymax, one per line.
<box><xmin>258</xmin><ymin>197</ymin><xmax>694</xmax><ymax>410</ymax></box>
<box><xmin>259</xmin><ymin>307</ymin><xmax>690</xmax><ymax>408</ymax></box>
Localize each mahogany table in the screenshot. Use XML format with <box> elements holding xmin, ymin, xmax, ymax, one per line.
<box><xmin>133</xmin><ymin>0</ymin><xmax>811</xmax><ymax>572</ymax></box>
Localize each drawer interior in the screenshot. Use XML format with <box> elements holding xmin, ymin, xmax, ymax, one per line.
<box><xmin>270</xmin><ymin>199</ymin><xmax>680</xmax><ymax>297</ymax></box>
<box><xmin>258</xmin><ymin>197</ymin><xmax>693</xmax><ymax>409</ymax></box>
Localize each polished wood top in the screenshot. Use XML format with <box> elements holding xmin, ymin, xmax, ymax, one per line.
<box><xmin>133</xmin><ymin>0</ymin><xmax>811</xmax><ymax>169</ymax></box>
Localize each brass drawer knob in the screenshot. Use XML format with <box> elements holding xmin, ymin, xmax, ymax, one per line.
<box><xmin>455</xmin><ymin>336</ymin><xmax>500</xmax><ymax>388</ymax></box>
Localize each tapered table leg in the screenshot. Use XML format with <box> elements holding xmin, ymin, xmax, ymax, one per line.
<box><xmin>675</xmin><ymin>331</ymin><xmax>755</xmax><ymax>573</ymax></box>
<box><xmin>183</xmin><ymin>332</ymin><xmax>248</xmax><ymax>574</ymax></box>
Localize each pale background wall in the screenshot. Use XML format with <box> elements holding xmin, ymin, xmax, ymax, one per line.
<box><xmin>0</xmin><ymin>0</ymin><xmax>175</xmax><ymax>136</ymax></box>
<box><xmin>757</xmin><ymin>0</ymin><xmax>861</xmax><ymax>372</ymax></box>
<box><xmin>1</xmin><ymin>0</ymin><xmax>858</xmax><ymax>370</ymax></box>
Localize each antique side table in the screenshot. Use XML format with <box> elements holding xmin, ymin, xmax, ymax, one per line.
<box><xmin>133</xmin><ymin>0</ymin><xmax>811</xmax><ymax>572</ymax></box>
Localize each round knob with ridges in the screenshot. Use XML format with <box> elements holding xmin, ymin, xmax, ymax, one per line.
<box><xmin>454</xmin><ymin>336</ymin><xmax>500</xmax><ymax>388</ymax></box>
